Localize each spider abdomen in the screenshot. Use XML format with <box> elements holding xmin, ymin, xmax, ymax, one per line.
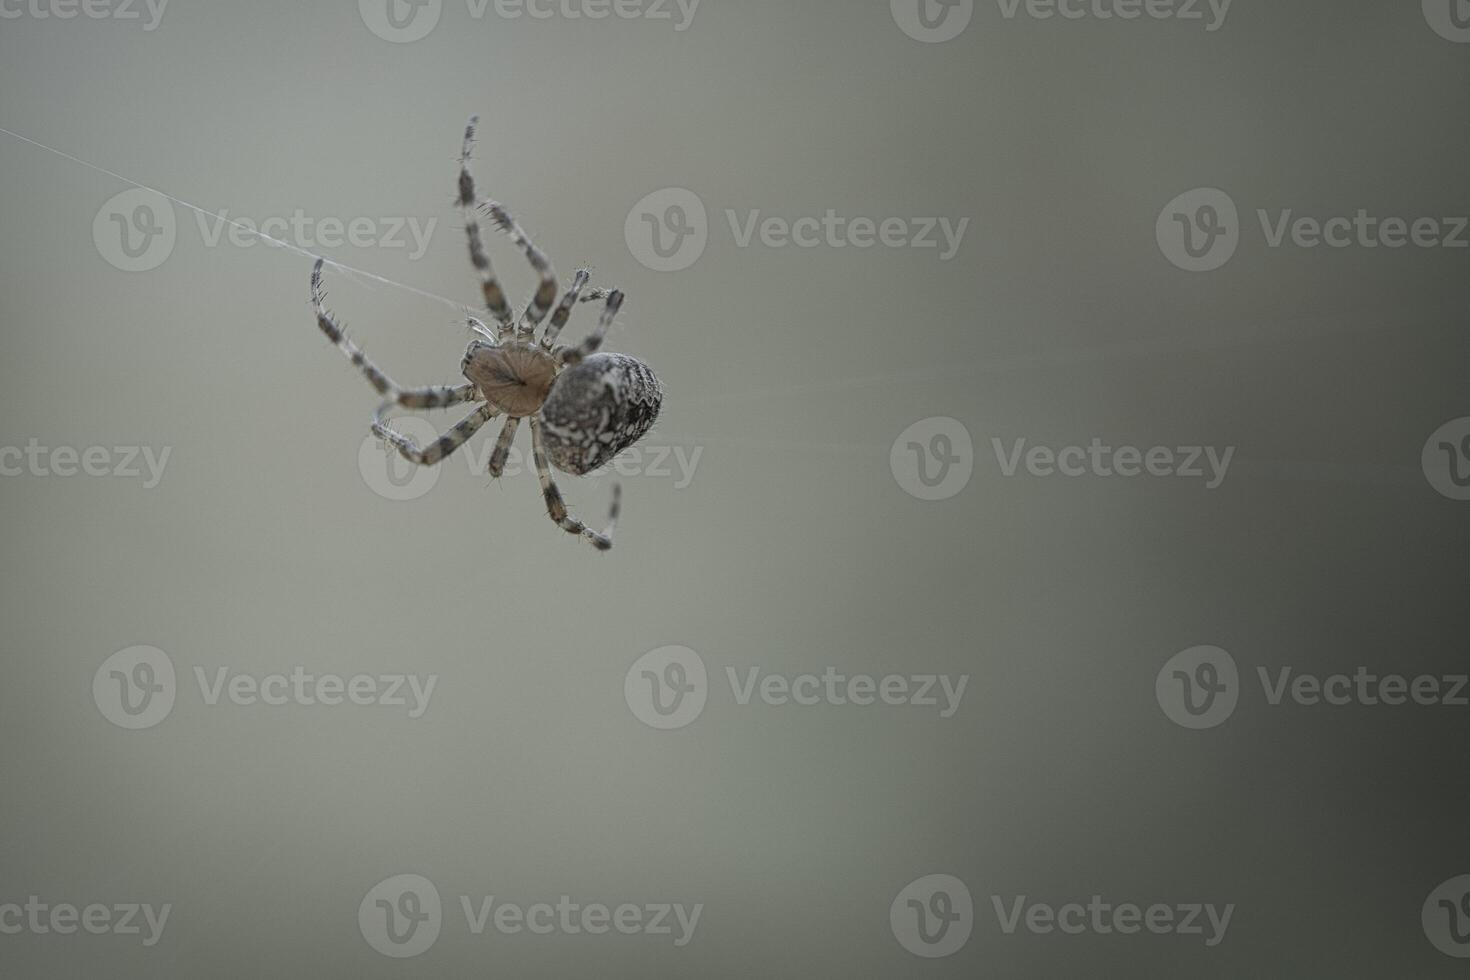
<box><xmin>540</xmin><ymin>352</ymin><xmax>663</xmax><ymax>476</ymax></box>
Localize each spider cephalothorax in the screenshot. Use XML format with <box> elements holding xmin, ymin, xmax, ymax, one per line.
<box><xmin>461</xmin><ymin>339</ymin><xmax>559</xmax><ymax>417</ymax></box>
<box><xmin>308</xmin><ymin>116</ymin><xmax>663</xmax><ymax>550</ymax></box>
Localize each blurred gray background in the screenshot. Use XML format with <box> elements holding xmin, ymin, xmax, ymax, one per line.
<box><xmin>1</xmin><ymin>0</ymin><xmax>1467</xmax><ymax>976</ymax></box>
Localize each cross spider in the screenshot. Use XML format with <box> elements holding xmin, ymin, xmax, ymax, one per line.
<box><xmin>308</xmin><ymin>116</ymin><xmax>663</xmax><ymax>551</ymax></box>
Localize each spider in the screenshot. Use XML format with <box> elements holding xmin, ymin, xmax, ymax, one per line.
<box><xmin>308</xmin><ymin>116</ymin><xmax>663</xmax><ymax>551</ymax></box>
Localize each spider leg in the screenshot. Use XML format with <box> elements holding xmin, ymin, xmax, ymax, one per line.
<box><xmin>373</xmin><ymin>402</ymin><xmax>497</xmax><ymax>466</ymax></box>
<box><xmin>479</xmin><ymin>199</ymin><xmax>559</xmax><ymax>339</ymax></box>
<box><xmin>556</xmin><ymin>289</ymin><xmax>625</xmax><ymax>367</ymax></box>
<box><xmin>528</xmin><ymin>417</ymin><xmax>620</xmax><ymax>551</ymax></box>
<box><xmin>459</xmin><ymin>116</ymin><xmax>516</xmax><ymax>334</ymax></box>
<box><xmin>540</xmin><ymin>268</ymin><xmax>590</xmax><ymax>348</ymax></box>
<box><xmin>397</xmin><ymin>384</ymin><xmax>481</xmax><ymax>410</ymax></box>
<box><xmin>485</xmin><ymin>416</ymin><xmax>522</xmax><ymax>478</ymax></box>
<box><xmin>311</xmin><ymin>260</ymin><xmax>478</xmax><ymax>410</ymax></box>
<box><xmin>541</xmin><ymin>274</ymin><xmax>624</xmax><ymax>349</ymax></box>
